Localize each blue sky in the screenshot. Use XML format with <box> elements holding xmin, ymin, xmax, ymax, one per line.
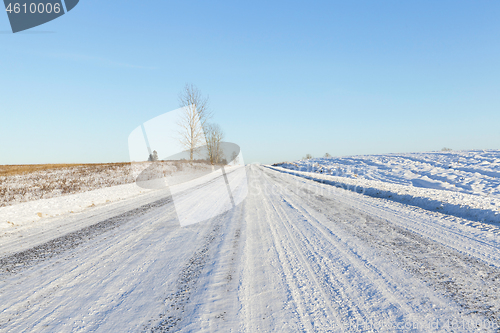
<box><xmin>1</xmin><ymin>0</ymin><xmax>499</xmax><ymax>165</ymax></box>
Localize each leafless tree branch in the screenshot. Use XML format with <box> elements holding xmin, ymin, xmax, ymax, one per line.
<box><xmin>177</xmin><ymin>84</ymin><xmax>213</xmax><ymax>160</ymax></box>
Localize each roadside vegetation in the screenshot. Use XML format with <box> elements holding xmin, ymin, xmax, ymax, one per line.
<box><xmin>0</xmin><ymin>163</ymin><xmax>134</xmax><ymax>208</ymax></box>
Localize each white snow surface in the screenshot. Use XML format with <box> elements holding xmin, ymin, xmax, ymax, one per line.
<box><xmin>0</xmin><ymin>161</ymin><xmax>225</xmax><ymax>231</ymax></box>
<box><xmin>0</xmin><ymin>182</ymin><xmax>155</xmax><ymax>236</ymax></box>
<box><xmin>1</xmin><ymin>164</ymin><xmax>500</xmax><ymax>331</ymax></box>
<box><xmin>274</xmin><ymin>150</ymin><xmax>500</xmax><ymax>224</ymax></box>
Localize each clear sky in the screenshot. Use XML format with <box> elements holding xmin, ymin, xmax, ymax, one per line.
<box><xmin>1</xmin><ymin>1</ymin><xmax>499</xmax><ymax>165</ymax></box>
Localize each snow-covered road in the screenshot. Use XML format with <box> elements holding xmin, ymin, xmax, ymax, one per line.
<box><xmin>1</xmin><ymin>165</ymin><xmax>499</xmax><ymax>332</ymax></box>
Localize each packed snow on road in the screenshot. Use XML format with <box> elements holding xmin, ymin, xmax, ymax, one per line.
<box><xmin>1</xmin><ymin>151</ymin><xmax>500</xmax><ymax>332</ymax></box>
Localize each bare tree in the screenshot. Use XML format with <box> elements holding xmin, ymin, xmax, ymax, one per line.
<box><xmin>303</xmin><ymin>154</ymin><xmax>313</xmax><ymax>160</ymax></box>
<box><xmin>205</xmin><ymin>123</ymin><xmax>225</xmax><ymax>164</ymax></box>
<box><xmin>231</xmin><ymin>151</ymin><xmax>239</xmax><ymax>165</ymax></box>
<box><xmin>177</xmin><ymin>84</ymin><xmax>212</xmax><ymax>161</ymax></box>
<box><xmin>324</xmin><ymin>153</ymin><xmax>331</xmax><ymax>158</ymax></box>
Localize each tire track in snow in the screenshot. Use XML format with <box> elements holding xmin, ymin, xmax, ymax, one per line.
<box><xmin>0</xmin><ymin>171</ymin><xmax>235</xmax><ymax>276</ymax></box>
<box><xmin>0</xmin><ymin>196</ymin><xmax>173</xmax><ymax>275</ymax></box>
<box><xmin>261</xmin><ymin>168</ymin><xmax>429</xmax><ymax>331</ymax></box>
<box><xmin>260</xmin><ymin>170</ymin><xmax>351</xmax><ymax>331</ymax></box>
<box><xmin>182</xmin><ymin>204</ymin><xmax>246</xmax><ymax>332</ymax></box>
<box><xmin>263</xmin><ymin>166</ymin><xmax>500</xmax><ymax>330</ymax></box>
<box><xmin>270</xmin><ymin>190</ymin><xmax>447</xmax><ymax>330</ymax></box>
<box><xmin>260</xmin><ymin>189</ymin><xmax>324</xmax><ymax>331</ymax></box>
<box><xmin>143</xmin><ymin>222</ymin><xmax>222</xmax><ymax>332</ymax></box>
<box><xmin>240</xmin><ymin>169</ymin><xmax>303</xmax><ymax>332</ymax></box>
<box><xmin>305</xmin><ymin>192</ymin><xmax>500</xmax><ymax>329</ymax></box>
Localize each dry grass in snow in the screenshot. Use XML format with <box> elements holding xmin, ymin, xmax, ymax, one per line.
<box><xmin>0</xmin><ymin>163</ymin><xmax>134</xmax><ymax>207</ymax></box>
<box><xmin>0</xmin><ymin>161</ymin><xmax>221</xmax><ymax>208</ymax></box>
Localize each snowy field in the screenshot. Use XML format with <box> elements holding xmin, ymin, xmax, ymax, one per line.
<box><xmin>0</xmin><ymin>163</ymin><xmax>135</xmax><ymax>208</ymax></box>
<box><xmin>0</xmin><ymin>161</ymin><xmax>216</xmax><ymax>208</ymax></box>
<box><xmin>0</xmin><ymin>161</ymin><xmax>218</xmax><ymax>231</ymax></box>
<box><xmin>1</xmin><ymin>159</ymin><xmax>500</xmax><ymax>331</ymax></box>
<box><xmin>273</xmin><ymin>150</ymin><xmax>500</xmax><ymax>225</ymax></box>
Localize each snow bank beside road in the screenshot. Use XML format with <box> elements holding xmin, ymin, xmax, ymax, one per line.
<box><xmin>0</xmin><ymin>182</ymin><xmax>155</xmax><ymax>232</ymax></box>
<box><xmin>277</xmin><ymin>150</ymin><xmax>500</xmax><ymax>197</ymax></box>
<box><xmin>271</xmin><ymin>150</ymin><xmax>500</xmax><ymax>224</ymax></box>
<box><xmin>0</xmin><ymin>165</ymin><xmax>244</xmax><ymax>233</ymax></box>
